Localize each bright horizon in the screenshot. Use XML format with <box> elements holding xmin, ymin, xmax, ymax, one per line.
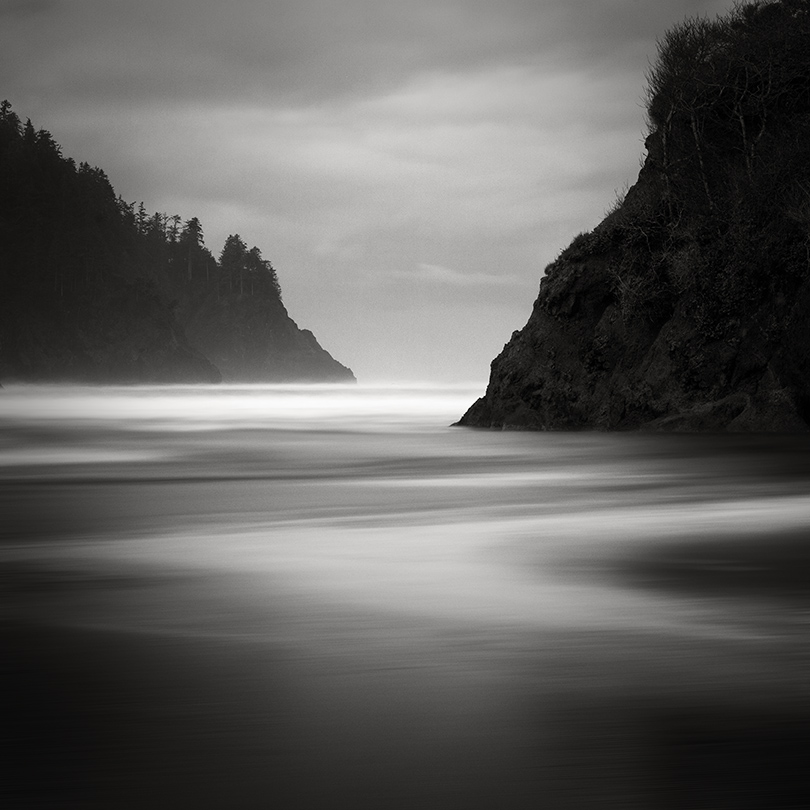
<box><xmin>2</xmin><ymin>0</ymin><xmax>730</xmax><ymax>382</ymax></box>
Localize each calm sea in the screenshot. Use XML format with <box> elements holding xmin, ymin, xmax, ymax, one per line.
<box><xmin>2</xmin><ymin>384</ymin><xmax>809</xmax><ymax>808</ymax></box>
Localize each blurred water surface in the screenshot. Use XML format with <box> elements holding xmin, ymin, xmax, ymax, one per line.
<box><xmin>2</xmin><ymin>384</ymin><xmax>809</xmax><ymax>808</ymax></box>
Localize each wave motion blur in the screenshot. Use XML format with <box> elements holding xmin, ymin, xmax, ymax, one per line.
<box><xmin>2</xmin><ymin>384</ymin><xmax>809</xmax><ymax>809</ymax></box>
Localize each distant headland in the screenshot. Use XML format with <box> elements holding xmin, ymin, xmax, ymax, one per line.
<box><xmin>459</xmin><ymin>0</ymin><xmax>810</xmax><ymax>432</ymax></box>
<box><xmin>0</xmin><ymin>101</ymin><xmax>354</xmax><ymax>385</ymax></box>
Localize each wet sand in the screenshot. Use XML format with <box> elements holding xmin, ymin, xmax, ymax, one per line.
<box><xmin>2</xmin><ymin>387</ymin><xmax>809</xmax><ymax>808</ymax></box>
<box><xmin>3</xmin><ymin>558</ymin><xmax>809</xmax><ymax>809</ymax></box>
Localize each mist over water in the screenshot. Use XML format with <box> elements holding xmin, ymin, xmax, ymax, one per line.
<box><xmin>2</xmin><ymin>384</ymin><xmax>809</xmax><ymax>808</ymax></box>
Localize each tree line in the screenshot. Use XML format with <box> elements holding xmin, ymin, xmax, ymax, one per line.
<box><xmin>0</xmin><ymin>100</ymin><xmax>281</xmax><ymax>310</ymax></box>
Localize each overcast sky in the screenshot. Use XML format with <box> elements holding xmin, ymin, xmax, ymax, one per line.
<box><xmin>2</xmin><ymin>0</ymin><xmax>730</xmax><ymax>382</ymax></box>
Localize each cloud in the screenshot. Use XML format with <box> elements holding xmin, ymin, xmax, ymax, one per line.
<box><xmin>35</xmin><ymin>55</ymin><xmax>646</xmax><ymax>294</ymax></box>
<box><xmin>400</xmin><ymin>263</ymin><xmax>519</xmax><ymax>286</ymax></box>
<box><xmin>0</xmin><ymin>0</ymin><xmax>732</xmax><ymax>109</ymax></box>
<box><xmin>0</xmin><ymin>0</ymin><xmax>735</xmax><ymax>381</ymax></box>
<box><xmin>0</xmin><ymin>0</ymin><xmax>59</xmax><ymax>18</ymax></box>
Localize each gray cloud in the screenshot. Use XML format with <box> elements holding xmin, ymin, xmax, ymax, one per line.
<box><xmin>0</xmin><ymin>0</ymin><xmax>736</xmax><ymax>381</ymax></box>
<box><xmin>2</xmin><ymin>0</ymin><xmax>731</xmax><ymax>108</ymax></box>
<box><xmin>0</xmin><ymin>0</ymin><xmax>60</xmax><ymax>19</ymax></box>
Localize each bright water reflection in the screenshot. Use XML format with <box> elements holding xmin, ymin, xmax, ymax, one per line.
<box><xmin>2</xmin><ymin>384</ymin><xmax>809</xmax><ymax>809</ymax></box>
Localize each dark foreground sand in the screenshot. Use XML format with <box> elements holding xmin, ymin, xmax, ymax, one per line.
<box><xmin>2</xmin><ymin>420</ymin><xmax>809</xmax><ymax>808</ymax></box>
<box><xmin>3</xmin><ymin>556</ymin><xmax>809</xmax><ymax>810</ymax></box>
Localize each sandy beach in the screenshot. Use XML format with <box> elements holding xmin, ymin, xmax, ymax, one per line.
<box><xmin>2</xmin><ymin>386</ymin><xmax>809</xmax><ymax>808</ymax></box>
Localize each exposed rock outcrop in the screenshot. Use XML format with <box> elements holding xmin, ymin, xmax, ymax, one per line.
<box><xmin>459</xmin><ymin>0</ymin><xmax>810</xmax><ymax>432</ymax></box>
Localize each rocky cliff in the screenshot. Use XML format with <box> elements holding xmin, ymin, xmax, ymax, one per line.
<box><xmin>0</xmin><ymin>103</ymin><xmax>354</xmax><ymax>385</ymax></box>
<box><xmin>459</xmin><ymin>0</ymin><xmax>810</xmax><ymax>432</ymax></box>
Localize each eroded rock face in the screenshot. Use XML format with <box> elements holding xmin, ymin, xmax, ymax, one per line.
<box><xmin>459</xmin><ymin>1</ymin><xmax>810</xmax><ymax>433</ymax></box>
<box><xmin>458</xmin><ymin>171</ymin><xmax>810</xmax><ymax>433</ymax></box>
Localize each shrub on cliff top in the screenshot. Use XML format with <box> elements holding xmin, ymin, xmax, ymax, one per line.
<box><xmin>645</xmin><ymin>0</ymin><xmax>810</xmax><ymax>218</ymax></box>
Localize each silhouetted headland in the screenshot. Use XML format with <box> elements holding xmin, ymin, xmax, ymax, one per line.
<box><xmin>460</xmin><ymin>0</ymin><xmax>810</xmax><ymax>431</ymax></box>
<box><xmin>0</xmin><ymin>102</ymin><xmax>354</xmax><ymax>384</ymax></box>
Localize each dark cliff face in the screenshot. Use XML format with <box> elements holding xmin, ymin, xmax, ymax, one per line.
<box><xmin>0</xmin><ymin>283</ymin><xmax>221</xmax><ymax>384</ymax></box>
<box><xmin>458</xmin><ymin>233</ymin><xmax>810</xmax><ymax>431</ymax></box>
<box><xmin>0</xmin><ymin>103</ymin><xmax>354</xmax><ymax>385</ymax></box>
<box><xmin>459</xmin><ymin>0</ymin><xmax>810</xmax><ymax>432</ymax></box>
<box><xmin>182</xmin><ymin>290</ymin><xmax>355</xmax><ymax>383</ymax></box>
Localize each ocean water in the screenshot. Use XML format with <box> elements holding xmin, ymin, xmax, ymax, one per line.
<box><xmin>2</xmin><ymin>384</ymin><xmax>809</xmax><ymax>808</ymax></box>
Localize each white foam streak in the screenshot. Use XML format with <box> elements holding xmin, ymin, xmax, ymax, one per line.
<box><xmin>0</xmin><ymin>383</ymin><xmax>483</xmax><ymax>432</ymax></box>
